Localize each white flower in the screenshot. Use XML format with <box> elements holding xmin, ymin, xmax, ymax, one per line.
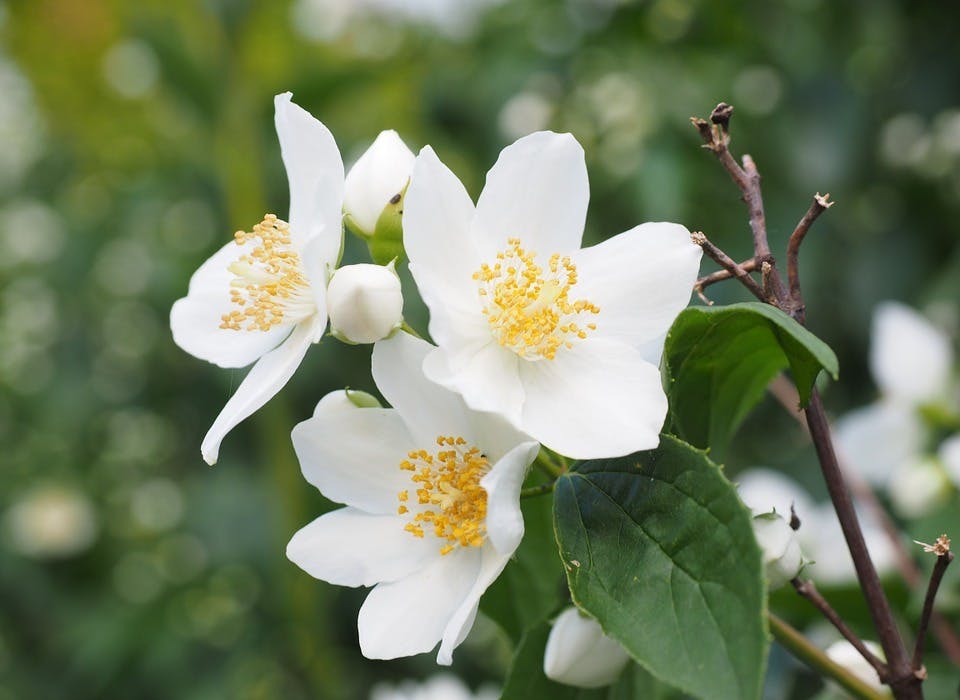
<box><xmin>286</xmin><ymin>332</ymin><xmax>539</xmax><ymax>664</ymax></box>
<box><xmin>369</xmin><ymin>673</ymin><xmax>499</xmax><ymax>700</ymax></box>
<box><xmin>834</xmin><ymin>401</ymin><xmax>924</xmax><ymax>488</ymax></box>
<box><xmin>886</xmin><ymin>458</ymin><xmax>950</xmax><ymax>519</ymax></box>
<box><xmin>869</xmin><ymin>301</ymin><xmax>953</xmax><ymax>406</ymax></box>
<box><xmin>736</xmin><ymin>468</ymin><xmax>816</xmax><ymax>521</ymax></box>
<box><xmin>402</xmin><ymin>132</ymin><xmax>702</xmax><ymax>459</ymax></box>
<box><xmin>3</xmin><ymin>486</ymin><xmax>98</xmax><ymax>559</ymax></box>
<box><xmin>939</xmin><ymin>433</ymin><xmax>960</xmax><ymax>488</ymax></box>
<box><xmin>543</xmin><ymin>607</ymin><xmax>631</xmax><ymax>688</ymax></box>
<box><xmin>344</xmin><ymin>130</ymin><xmax>415</xmax><ymax>238</ymax></box>
<box><xmin>170</xmin><ymin>92</ymin><xmax>344</xmax><ymax>465</ymax></box>
<box><xmin>327</xmin><ymin>262</ymin><xmax>404</xmax><ymax>343</ymax></box>
<box><xmin>824</xmin><ymin>640</ymin><xmax>888</xmax><ymax>694</ymax></box>
<box><xmin>802</xmin><ymin>504</ymin><xmax>897</xmax><ymax>586</ymax></box>
<box><xmin>752</xmin><ymin>512</ymin><xmax>803</xmax><ymax>589</ymax></box>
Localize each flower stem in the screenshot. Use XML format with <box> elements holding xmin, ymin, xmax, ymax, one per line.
<box><xmin>520</xmin><ymin>482</ymin><xmax>555</xmax><ymax>499</ymax></box>
<box><xmin>534</xmin><ymin>449</ymin><xmax>565</xmax><ymax>479</ymax></box>
<box><xmin>400</xmin><ymin>320</ymin><xmax>423</xmax><ymax>339</ymax></box>
<box><xmin>768</xmin><ymin>613</ymin><xmax>888</xmax><ymax>700</ymax></box>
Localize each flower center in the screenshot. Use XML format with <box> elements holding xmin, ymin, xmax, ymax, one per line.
<box><xmin>473</xmin><ymin>238</ymin><xmax>599</xmax><ymax>360</ymax></box>
<box><xmin>398</xmin><ymin>436</ymin><xmax>490</xmax><ymax>556</ymax></box>
<box><xmin>219</xmin><ymin>214</ymin><xmax>315</xmax><ymax>332</ymax></box>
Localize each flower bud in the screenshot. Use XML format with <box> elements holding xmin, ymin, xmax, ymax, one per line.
<box><xmin>327</xmin><ymin>262</ymin><xmax>403</xmax><ymax>344</ymax></box>
<box><xmin>825</xmin><ymin>640</ymin><xmax>887</xmax><ymax>693</ymax></box>
<box><xmin>543</xmin><ymin>607</ymin><xmax>630</xmax><ymax>688</ymax></box>
<box><xmin>343</xmin><ymin>130</ymin><xmax>415</xmax><ymax>239</ymax></box>
<box><xmin>752</xmin><ymin>512</ymin><xmax>803</xmax><ymax>589</ymax></box>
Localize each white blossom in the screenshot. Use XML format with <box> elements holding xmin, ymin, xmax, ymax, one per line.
<box><xmin>344</xmin><ymin>130</ymin><xmax>415</xmax><ymax>238</ymax></box>
<box><xmin>327</xmin><ymin>262</ymin><xmax>404</xmax><ymax>343</ymax></box>
<box><xmin>543</xmin><ymin>607</ymin><xmax>630</xmax><ymax>688</ymax></box>
<box><xmin>824</xmin><ymin>640</ymin><xmax>888</xmax><ymax>694</ymax></box>
<box><xmin>287</xmin><ymin>332</ymin><xmax>539</xmax><ymax>664</ymax></box>
<box><xmin>402</xmin><ymin>131</ymin><xmax>701</xmax><ymax>459</ymax></box>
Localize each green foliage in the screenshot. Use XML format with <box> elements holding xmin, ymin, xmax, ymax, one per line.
<box><xmin>664</xmin><ymin>302</ymin><xmax>839</xmax><ymax>457</ymax></box>
<box><xmin>553</xmin><ymin>436</ymin><xmax>768</xmax><ymax>700</ymax></box>
<box><xmin>501</xmin><ymin>622</ymin><xmax>683</xmax><ymax>700</ymax></box>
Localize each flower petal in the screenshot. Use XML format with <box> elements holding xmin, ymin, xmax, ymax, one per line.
<box><xmin>274</xmin><ymin>92</ymin><xmax>344</xmax><ymax>264</ymax></box>
<box><xmin>299</xmin><ymin>232</ymin><xmax>331</xmax><ymax>338</ymax></box>
<box><xmin>834</xmin><ymin>400</ymin><xmax>924</xmax><ymax>487</ymax></box>
<box><xmin>481</xmin><ymin>441</ymin><xmax>538</xmax><ymax>554</ymax></box>
<box><xmin>735</xmin><ymin>468</ymin><xmax>816</xmax><ymax>520</ymax></box>
<box><xmin>358</xmin><ymin>548</ymin><xmax>481</xmax><ymax>661</ymax></box>
<box><xmin>472</xmin><ymin>131</ymin><xmax>588</xmax><ymax>256</ymax></box>
<box><xmin>343</xmin><ymin>130</ymin><xmax>415</xmax><ymax>235</ymax></box>
<box><xmin>200</xmin><ymin>315</ymin><xmax>320</xmax><ymax>465</ymax></box>
<box><xmin>437</xmin><ymin>546</ymin><xmax>513</xmax><ymax>665</ymax></box>
<box><xmin>870</xmin><ymin>301</ymin><xmax>953</xmax><ymax>404</ymax></box>
<box><xmin>543</xmin><ymin>607</ymin><xmax>630</xmax><ymax>688</ymax></box>
<box><xmin>291</xmin><ymin>392</ymin><xmax>417</xmax><ymax>514</ymax></box>
<box><xmin>422</xmin><ymin>341</ymin><xmax>525</xmax><ymax>429</ymax></box>
<box><xmin>170</xmin><ymin>241</ymin><xmax>292</xmax><ymax>368</ymax></box>
<box><xmin>404</xmin><ymin>146</ymin><xmax>482</xmax><ymax>308</ymax></box>
<box><xmin>286</xmin><ymin>507</ymin><xmax>437</xmax><ymax>587</ymax></box>
<box><xmin>572</xmin><ymin>222</ymin><xmax>702</xmax><ymax>347</ymax></box>
<box><xmin>372</xmin><ymin>333</ymin><xmax>476</xmax><ymax>449</ymax></box>
<box><xmin>519</xmin><ymin>339</ymin><xmax>666</xmax><ymax>459</ymax></box>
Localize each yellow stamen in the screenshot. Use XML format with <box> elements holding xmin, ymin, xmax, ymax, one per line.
<box><xmin>397</xmin><ymin>436</ymin><xmax>490</xmax><ymax>555</ymax></box>
<box><xmin>472</xmin><ymin>238</ymin><xmax>599</xmax><ymax>360</ymax></box>
<box><xmin>219</xmin><ymin>214</ymin><xmax>314</xmax><ymax>332</ymax></box>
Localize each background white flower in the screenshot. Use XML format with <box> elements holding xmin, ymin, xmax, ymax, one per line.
<box><xmin>543</xmin><ymin>606</ymin><xmax>631</xmax><ymax>688</ymax></box>
<box><xmin>286</xmin><ymin>332</ymin><xmax>539</xmax><ymax>664</ymax></box>
<box><xmin>170</xmin><ymin>92</ymin><xmax>344</xmax><ymax>465</ymax></box>
<box><xmin>369</xmin><ymin>673</ymin><xmax>499</xmax><ymax>700</ymax></box>
<box><xmin>402</xmin><ymin>131</ymin><xmax>702</xmax><ymax>459</ymax></box>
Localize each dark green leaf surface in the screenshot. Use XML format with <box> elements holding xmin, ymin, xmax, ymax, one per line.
<box><xmin>553</xmin><ymin>435</ymin><xmax>768</xmax><ymax>700</ymax></box>
<box><xmin>664</xmin><ymin>302</ymin><xmax>839</xmax><ymax>456</ymax></box>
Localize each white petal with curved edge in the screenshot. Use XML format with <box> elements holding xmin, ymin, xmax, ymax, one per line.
<box><xmin>472</xmin><ymin>131</ymin><xmax>588</xmax><ymax>257</ymax></box>
<box><xmin>292</xmin><ymin>401</ymin><xmax>417</xmax><ymax>514</ymax></box>
<box><xmin>437</xmin><ymin>546</ymin><xmax>513</xmax><ymax>665</ymax></box>
<box><xmin>274</xmin><ymin>92</ymin><xmax>344</xmax><ymax>263</ymax></box>
<box><xmin>170</xmin><ymin>241</ymin><xmax>292</xmax><ymax>368</ymax></box>
<box><xmin>372</xmin><ymin>333</ymin><xmax>477</xmax><ymax>449</ymax></box>
<box><xmin>422</xmin><ymin>341</ymin><xmax>525</xmax><ymax>429</ymax></box>
<box><xmin>481</xmin><ymin>441</ymin><xmax>538</xmax><ymax>554</ymax></box>
<box><xmin>834</xmin><ymin>400</ymin><xmax>923</xmax><ymax>487</ymax></box>
<box><xmin>543</xmin><ymin>607</ymin><xmax>630</xmax><ymax>688</ymax></box>
<box><xmin>358</xmin><ymin>548</ymin><xmax>480</xmax><ymax>661</ymax></box>
<box><xmin>200</xmin><ymin>316</ymin><xmax>320</xmax><ymax>465</ymax></box>
<box><xmin>299</xmin><ymin>233</ymin><xmax>330</xmax><ymax>338</ymax></box>
<box><xmin>870</xmin><ymin>301</ymin><xmax>953</xmax><ymax>404</ymax></box>
<box><xmin>286</xmin><ymin>508</ymin><xmax>438</xmax><ymax>587</ymax></box>
<box><xmin>572</xmin><ymin>222</ymin><xmax>702</xmax><ymax>347</ymax></box>
<box><xmin>519</xmin><ymin>339</ymin><xmax>666</xmax><ymax>459</ymax></box>
<box><xmin>343</xmin><ymin>130</ymin><xmax>415</xmax><ymax>235</ymax></box>
<box><xmin>403</xmin><ymin>146</ymin><xmax>482</xmax><ymax>308</ymax></box>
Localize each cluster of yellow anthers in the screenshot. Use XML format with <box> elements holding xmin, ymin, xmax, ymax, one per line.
<box><xmin>473</xmin><ymin>238</ymin><xmax>599</xmax><ymax>360</ymax></box>
<box><xmin>219</xmin><ymin>214</ymin><xmax>310</xmax><ymax>332</ymax></box>
<box><xmin>398</xmin><ymin>436</ymin><xmax>491</xmax><ymax>556</ymax></box>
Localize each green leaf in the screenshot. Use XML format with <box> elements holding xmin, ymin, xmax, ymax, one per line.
<box><xmin>664</xmin><ymin>302</ymin><xmax>839</xmax><ymax>456</ymax></box>
<box><xmin>480</xmin><ymin>493</ymin><xmax>565</xmax><ymax>642</ymax></box>
<box><xmin>501</xmin><ymin>621</ymin><xmax>684</xmax><ymax>700</ymax></box>
<box><xmin>553</xmin><ymin>435</ymin><xmax>768</xmax><ymax>700</ymax></box>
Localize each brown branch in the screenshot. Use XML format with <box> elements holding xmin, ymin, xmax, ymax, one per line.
<box><xmin>786</xmin><ymin>193</ymin><xmax>834</xmax><ymax>320</ymax></box>
<box><xmin>792</xmin><ymin>578</ymin><xmax>889</xmax><ymax>678</ymax></box>
<box><xmin>913</xmin><ymin>536</ymin><xmax>955</xmax><ymax>671</ymax></box>
<box><xmin>693</xmin><ymin>257</ymin><xmax>762</xmax><ymax>304</ymax></box>
<box><xmin>768</xmin><ymin>375</ymin><xmax>960</xmax><ymax>664</ymax></box>
<box><xmin>690</xmin><ymin>232</ymin><xmax>767</xmax><ymax>302</ymax></box>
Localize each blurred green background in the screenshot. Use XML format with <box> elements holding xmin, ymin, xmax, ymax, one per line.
<box><xmin>2</xmin><ymin>0</ymin><xmax>959</xmax><ymax>698</ymax></box>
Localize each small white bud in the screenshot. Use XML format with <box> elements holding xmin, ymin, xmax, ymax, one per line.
<box><xmin>543</xmin><ymin>607</ymin><xmax>630</xmax><ymax>688</ymax></box>
<box><xmin>326</xmin><ymin>262</ymin><xmax>403</xmax><ymax>344</ymax></box>
<box><xmin>343</xmin><ymin>130</ymin><xmax>415</xmax><ymax>238</ymax></box>
<box><xmin>825</xmin><ymin>640</ymin><xmax>887</xmax><ymax>694</ymax></box>
<box><xmin>752</xmin><ymin>512</ymin><xmax>803</xmax><ymax>589</ymax></box>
